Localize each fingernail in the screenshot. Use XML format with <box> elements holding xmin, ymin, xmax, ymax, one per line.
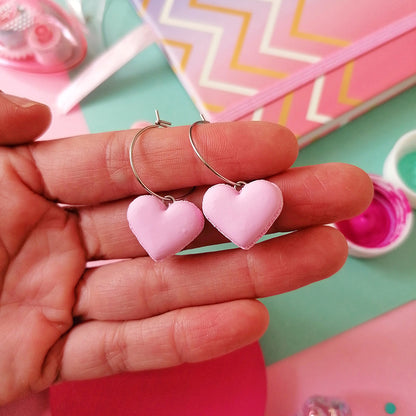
<box><xmin>130</xmin><ymin>120</ymin><xmax>152</xmax><ymax>129</ymax></box>
<box><xmin>1</xmin><ymin>91</ymin><xmax>40</xmax><ymax>108</ymax></box>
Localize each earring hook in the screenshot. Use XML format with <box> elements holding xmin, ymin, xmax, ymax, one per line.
<box><xmin>129</xmin><ymin>110</ymin><xmax>175</xmax><ymax>203</ymax></box>
<box><xmin>189</xmin><ymin>115</ymin><xmax>246</xmax><ymax>190</ymax></box>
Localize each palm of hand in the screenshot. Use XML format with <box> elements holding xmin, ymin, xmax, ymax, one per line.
<box><xmin>0</xmin><ymin>94</ymin><xmax>373</xmax><ymax>407</ymax></box>
<box><xmin>0</xmin><ymin>148</ymin><xmax>85</xmax><ymax>400</ymax></box>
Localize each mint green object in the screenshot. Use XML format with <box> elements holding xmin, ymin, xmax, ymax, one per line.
<box><xmin>76</xmin><ymin>2</ymin><xmax>416</xmax><ymax>365</ymax></box>
<box><xmin>261</xmin><ymin>87</ymin><xmax>416</xmax><ymax>364</ymax></box>
<box><xmin>398</xmin><ymin>151</ymin><xmax>416</xmax><ymax>191</ymax></box>
<box><xmin>384</xmin><ymin>402</ymin><xmax>397</xmax><ymax>414</ymax></box>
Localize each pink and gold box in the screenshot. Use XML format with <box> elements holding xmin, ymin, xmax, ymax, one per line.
<box><xmin>131</xmin><ymin>0</ymin><xmax>416</xmax><ymax>146</ymax></box>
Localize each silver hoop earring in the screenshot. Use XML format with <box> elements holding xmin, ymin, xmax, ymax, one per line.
<box><xmin>127</xmin><ymin>111</ymin><xmax>204</xmax><ymax>261</ymax></box>
<box><xmin>189</xmin><ymin>116</ymin><xmax>284</xmax><ymax>249</ymax></box>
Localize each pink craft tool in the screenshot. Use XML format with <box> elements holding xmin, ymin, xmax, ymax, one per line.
<box><xmin>0</xmin><ymin>0</ymin><xmax>86</xmax><ymax>72</ymax></box>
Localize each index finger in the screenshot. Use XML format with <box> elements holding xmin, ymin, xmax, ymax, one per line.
<box><xmin>27</xmin><ymin>122</ymin><xmax>298</xmax><ymax>205</ymax></box>
<box><xmin>0</xmin><ymin>92</ymin><xmax>51</xmax><ymax>145</ymax></box>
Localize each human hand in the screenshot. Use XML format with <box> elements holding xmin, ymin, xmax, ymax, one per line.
<box><xmin>0</xmin><ymin>92</ymin><xmax>373</xmax><ymax>405</ymax></box>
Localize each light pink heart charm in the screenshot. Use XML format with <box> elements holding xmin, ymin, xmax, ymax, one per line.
<box><xmin>127</xmin><ymin>195</ymin><xmax>204</xmax><ymax>261</ymax></box>
<box><xmin>202</xmin><ymin>180</ymin><xmax>283</xmax><ymax>249</ymax></box>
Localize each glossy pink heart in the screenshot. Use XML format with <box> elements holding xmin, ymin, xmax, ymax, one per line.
<box><xmin>202</xmin><ymin>180</ymin><xmax>283</xmax><ymax>249</ymax></box>
<box><xmin>127</xmin><ymin>195</ymin><xmax>204</xmax><ymax>261</ymax></box>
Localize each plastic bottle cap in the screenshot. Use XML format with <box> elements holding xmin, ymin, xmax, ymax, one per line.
<box><xmin>383</xmin><ymin>130</ymin><xmax>416</xmax><ymax>209</ymax></box>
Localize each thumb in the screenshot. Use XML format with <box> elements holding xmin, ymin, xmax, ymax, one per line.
<box><xmin>0</xmin><ymin>91</ymin><xmax>52</xmax><ymax>145</ymax></box>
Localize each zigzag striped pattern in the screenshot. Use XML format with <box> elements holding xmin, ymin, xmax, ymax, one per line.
<box><xmin>136</xmin><ymin>0</ymin><xmax>416</xmax><ymax>140</ymax></box>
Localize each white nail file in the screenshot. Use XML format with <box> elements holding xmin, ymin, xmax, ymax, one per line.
<box><xmin>57</xmin><ymin>23</ymin><xmax>157</xmax><ymax>114</ymax></box>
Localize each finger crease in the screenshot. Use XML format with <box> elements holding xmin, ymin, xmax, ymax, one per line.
<box><xmin>245</xmin><ymin>250</ymin><xmax>261</xmax><ymax>299</ymax></box>
<box><xmin>104</xmin><ymin>323</ymin><xmax>131</xmax><ymax>374</ymax></box>
<box><xmin>170</xmin><ymin>310</ymin><xmax>187</xmax><ymax>365</ymax></box>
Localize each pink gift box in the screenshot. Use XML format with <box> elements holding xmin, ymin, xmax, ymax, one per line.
<box><xmin>131</xmin><ymin>0</ymin><xmax>416</xmax><ymax>146</ymax></box>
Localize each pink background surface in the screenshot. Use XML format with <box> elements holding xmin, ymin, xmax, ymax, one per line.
<box><xmin>265</xmin><ymin>301</ymin><xmax>416</xmax><ymax>416</ymax></box>
<box><xmin>50</xmin><ymin>342</ymin><xmax>267</xmax><ymax>416</ymax></box>
<box><xmin>0</xmin><ymin>67</ymin><xmax>89</xmax><ymax>140</ymax></box>
<box><xmin>0</xmin><ymin>342</ymin><xmax>266</xmax><ymax>416</ymax></box>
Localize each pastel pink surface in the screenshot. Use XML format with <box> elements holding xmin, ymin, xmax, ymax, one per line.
<box><xmin>265</xmin><ymin>301</ymin><xmax>416</xmax><ymax>416</ymax></box>
<box><xmin>202</xmin><ymin>180</ymin><xmax>283</xmax><ymax>249</ymax></box>
<box><xmin>49</xmin><ymin>342</ymin><xmax>267</xmax><ymax>416</ymax></box>
<box><xmin>127</xmin><ymin>195</ymin><xmax>204</xmax><ymax>261</ymax></box>
<box><xmin>0</xmin><ymin>67</ymin><xmax>89</xmax><ymax>139</ymax></box>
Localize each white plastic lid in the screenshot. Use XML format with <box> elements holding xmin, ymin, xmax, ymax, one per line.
<box><xmin>383</xmin><ymin>130</ymin><xmax>416</xmax><ymax>209</ymax></box>
<box><xmin>333</xmin><ymin>131</ymin><xmax>416</xmax><ymax>258</ymax></box>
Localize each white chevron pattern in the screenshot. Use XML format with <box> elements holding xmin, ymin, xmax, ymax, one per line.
<box><xmin>153</xmin><ymin>0</ymin><xmax>353</xmax><ymax>128</ymax></box>
<box><xmin>251</xmin><ymin>107</ymin><xmax>264</xmax><ymax>120</ymax></box>
<box><xmin>306</xmin><ymin>76</ymin><xmax>332</xmax><ymax>123</ymax></box>
<box><xmin>259</xmin><ymin>0</ymin><xmax>321</xmax><ymax>63</ymax></box>
<box><xmin>160</xmin><ymin>0</ymin><xmax>257</xmax><ymax>96</ymax></box>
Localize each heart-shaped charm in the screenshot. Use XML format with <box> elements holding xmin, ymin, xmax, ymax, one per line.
<box><xmin>202</xmin><ymin>180</ymin><xmax>283</xmax><ymax>249</ymax></box>
<box><xmin>127</xmin><ymin>195</ymin><xmax>204</xmax><ymax>261</ymax></box>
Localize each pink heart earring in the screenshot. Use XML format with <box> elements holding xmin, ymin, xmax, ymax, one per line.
<box><xmin>189</xmin><ymin>116</ymin><xmax>284</xmax><ymax>250</ymax></box>
<box><xmin>127</xmin><ymin>111</ymin><xmax>204</xmax><ymax>261</ymax></box>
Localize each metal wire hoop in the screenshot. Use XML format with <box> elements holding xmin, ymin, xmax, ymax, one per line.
<box><xmin>189</xmin><ymin>115</ymin><xmax>246</xmax><ymax>190</ymax></box>
<box><xmin>129</xmin><ymin>110</ymin><xmax>175</xmax><ymax>203</ymax></box>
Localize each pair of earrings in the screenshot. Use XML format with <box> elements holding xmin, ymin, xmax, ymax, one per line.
<box><xmin>127</xmin><ymin>111</ymin><xmax>284</xmax><ymax>261</ymax></box>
